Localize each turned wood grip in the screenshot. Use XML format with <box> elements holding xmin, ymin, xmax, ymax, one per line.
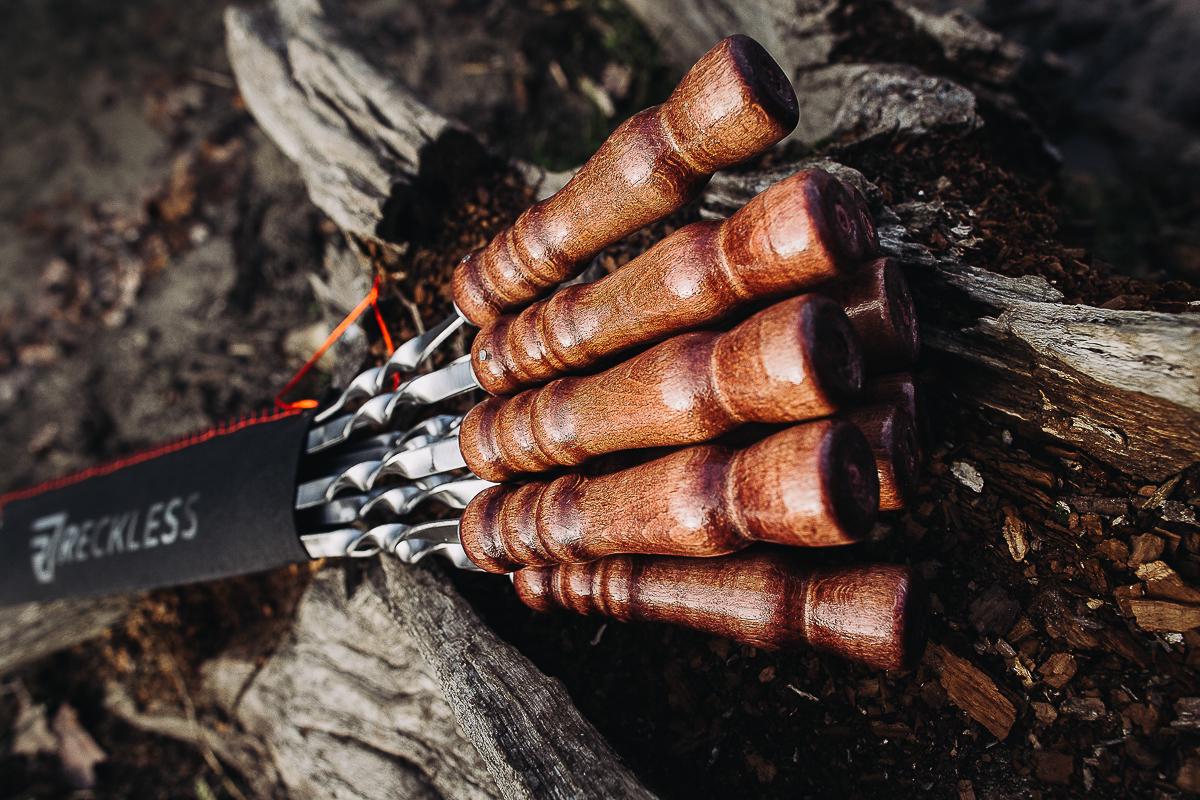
<box><xmin>459</xmin><ymin>294</ymin><xmax>864</xmax><ymax>481</ymax></box>
<box><xmin>452</xmin><ymin>35</ymin><xmax>799</xmax><ymax>326</ymax></box>
<box><xmin>844</xmin><ymin>404</ymin><xmax>921</xmax><ymax>511</ymax></box>
<box><xmin>460</xmin><ymin>420</ymin><xmax>879</xmax><ymax>573</ymax></box>
<box><xmin>472</xmin><ymin>169</ymin><xmax>879</xmax><ymax>394</ymax></box>
<box><xmin>513</xmin><ymin>550</ymin><xmax>927</xmax><ymax>670</ymax></box>
<box><xmin>864</xmin><ymin>372</ymin><xmax>928</xmax><ymax>446</ymax></box>
<box><xmin>827</xmin><ymin>258</ymin><xmax>921</xmax><ymax>371</ymax></box>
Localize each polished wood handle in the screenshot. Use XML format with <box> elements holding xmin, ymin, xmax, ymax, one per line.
<box><xmin>452</xmin><ymin>35</ymin><xmax>799</xmax><ymax>326</ymax></box>
<box><xmin>864</xmin><ymin>372</ymin><xmax>928</xmax><ymax>447</ymax></box>
<box><xmin>844</xmin><ymin>404</ymin><xmax>920</xmax><ymax>511</ymax></box>
<box><xmin>512</xmin><ymin>550</ymin><xmax>926</xmax><ymax>670</ymax></box>
<box><xmin>471</xmin><ymin>169</ymin><xmax>878</xmax><ymax>394</ymax></box>
<box><xmin>827</xmin><ymin>258</ymin><xmax>921</xmax><ymax>371</ymax></box>
<box><xmin>460</xmin><ymin>420</ymin><xmax>879</xmax><ymax>573</ymax></box>
<box><xmin>459</xmin><ymin>294</ymin><xmax>864</xmax><ymax>481</ymax></box>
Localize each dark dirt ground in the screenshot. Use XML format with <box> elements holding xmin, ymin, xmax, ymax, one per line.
<box><xmin>1</xmin><ymin>0</ymin><xmax>1198</xmax><ymax>798</ymax></box>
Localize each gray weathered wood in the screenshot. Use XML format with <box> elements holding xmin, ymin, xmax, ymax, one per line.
<box><xmin>369</xmin><ymin>559</ymin><xmax>655</xmax><ymax>800</ymax></box>
<box><xmin>102</xmin><ymin>561</ymin><xmax>655</xmax><ymax>800</ymax></box>
<box><xmin>0</xmin><ymin>595</ymin><xmax>134</xmax><ymax>674</ymax></box>
<box><xmin>214</xmin><ymin>567</ymin><xmax>502</xmax><ymax>800</ymax></box>
<box><xmin>225</xmin><ymin>1</ymin><xmax>455</xmax><ymax>239</ymax></box>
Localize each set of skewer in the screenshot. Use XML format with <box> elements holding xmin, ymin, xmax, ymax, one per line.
<box><xmin>293</xmin><ymin>35</ymin><xmax>927</xmax><ymax>670</ymax></box>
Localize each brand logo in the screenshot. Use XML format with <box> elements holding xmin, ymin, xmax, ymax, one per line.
<box><xmin>29</xmin><ymin>493</ymin><xmax>200</xmax><ymax>584</ymax></box>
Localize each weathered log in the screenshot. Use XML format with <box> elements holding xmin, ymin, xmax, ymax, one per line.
<box><xmin>0</xmin><ymin>595</ymin><xmax>134</xmax><ymax>674</ymax></box>
<box><xmin>103</xmin><ymin>562</ymin><xmax>653</xmax><ymax>800</ymax></box>
<box><xmin>623</xmin><ymin>0</ymin><xmax>1025</xmax><ymax>89</ymax></box>
<box><xmin>224</xmin><ymin>0</ymin><xmax>457</xmax><ymax>239</ymax></box>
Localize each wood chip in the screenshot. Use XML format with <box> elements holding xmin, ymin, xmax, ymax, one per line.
<box><xmin>1007</xmin><ymin>616</ymin><xmax>1036</xmax><ymax>642</ymax></box>
<box><xmin>1123</xmin><ymin>702</ymin><xmax>1159</xmax><ymax>735</ymax></box>
<box><xmin>1039</xmin><ymin>652</ymin><xmax>1077</xmax><ymax>689</ymax></box>
<box><xmin>1032</xmin><ymin>701</ymin><xmax>1058</xmax><ymax>726</ymax></box>
<box><xmin>1095</xmin><ymin>539</ymin><xmax>1129</xmax><ymax>565</ymax></box>
<box><xmin>1177</xmin><ymin>753</ymin><xmax>1200</xmax><ymax>794</ymax></box>
<box><xmin>925</xmin><ymin>645</ymin><xmax>1016</xmax><ymax>740</ymax></box>
<box><xmin>1002</xmin><ymin>507</ymin><xmax>1029</xmax><ymax>561</ymax></box>
<box><xmin>1172</xmin><ymin>697</ymin><xmax>1200</xmax><ymax>731</ymax></box>
<box><xmin>1129</xmin><ymin>533</ymin><xmax>1165</xmax><ymax>566</ymax></box>
<box><xmin>51</xmin><ymin>703</ymin><xmax>107</xmax><ymax>789</ymax></box>
<box><xmin>1135</xmin><ymin>561</ymin><xmax>1200</xmax><ymax>604</ymax></box>
<box><xmin>1129</xmin><ymin>599</ymin><xmax>1200</xmax><ymax>632</ymax></box>
<box><xmin>1061</xmin><ymin>697</ymin><xmax>1106</xmax><ymax>721</ymax></box>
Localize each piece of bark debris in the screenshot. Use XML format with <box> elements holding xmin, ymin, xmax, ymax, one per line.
<box><xmin>10</xmin><ymin>683</ymin><xmax>56</xmax><ymax>757</ymax></box>
<box><xmin>1060</xmin><ymin>697</ymin><xmax>1106</xmax><ymax>721</ymax></box>
<box><xmin>925</xmin><ymin>644</ymin><xmax>1016</xmax><ymax>740</ymax></box>
<box><xmin>1129</xmin><ymin>533</ymin><xmax>1165</xmax><ymax>567</ymax></box>
<box><xmin>1129</xmin><ymin>599</ymin><xmax>1200</xmax><ymax>632</ymax></box>
<box><xmin>1178</xmin><ymin>751</ymin><xmax>1200</xmax><ymax>793</ymax></box>
<box><xmin>1136</xmin><ymin>560</ymin><xmax>1200</xmax><ymax>604</ymax></box>
<box><xmin>1032</xmin><ymin>701</ymin><xmax>1058</xmax><ymax>726</ymax></box>
<box><xmin>1033</xmin><ymin>751</ymin><xmax>1074</xmax><ymax>785</ymax></box>
<box><xmin>1002</xmin><ymin>507</ymin><xmax>1029</xmax><ymax>561</ymax></box>
<box><xmin>1095</xmin><ymin>539</ymin><xmax>1129</xmax><ymax>566</ymax></box>
<box><xmin>1123</xmin><ymin>702</ymin><xmax>1159</xmax><ymax>735</ymax></box>
<box><xmin>1038</xmin><ymin>652</ymin><xmax>1077</xmax><ymax>689</ymax></box>
<box><xmin>951</xmin><ymin>461</ymin><xmax>984</xmax><ymax>493</ymax></box>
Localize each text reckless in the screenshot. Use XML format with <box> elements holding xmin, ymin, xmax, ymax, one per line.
<box><xmin>29</xmin><ymin>493</ymin><xmax>201</xmax><ymax>584</ymax></box>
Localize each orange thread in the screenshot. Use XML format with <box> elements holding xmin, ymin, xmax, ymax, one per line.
<box><xmin>372</xmin><ymin>298</ymin><xmax>395</xmax><ymax>354</ymax></box>
<box><xmin>0</xmin><ymin>407</ymin><xmax>305</xmax><ymax>509</ymax></box>
<box><xmin>275</xmin><ymin>276</ymin><xmax>396</xmax><ymax>410</ymax></box>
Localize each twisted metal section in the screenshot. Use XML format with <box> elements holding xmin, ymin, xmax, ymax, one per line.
<box><xmin>296</xmin><ymin>416</ymin><xmax>466</xmax><ymax>509</ymax></box>
<box><xmin>314</xmin><ymin>313</ymin><xmax>468</xmax><ymax>423</ymax></box>
<box><xmin>306</xmin><ymin>356</ymin><xmax>478</xmax><ymax>452</ymax></box>
<box><xmin>300</xmin><ymin>519</ymin><xmax>482</xmax><ymax>571</ymax></box>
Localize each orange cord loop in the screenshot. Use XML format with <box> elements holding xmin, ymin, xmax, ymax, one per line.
<box><xmin>275</xmin><ymin>276</ymin><xmax>394</xmax><ymax>410</ymax></box>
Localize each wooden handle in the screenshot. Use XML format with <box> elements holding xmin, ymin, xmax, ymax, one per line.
<box><xmin>460</xmin><ymin>420</ymin><xmax>878</xmax><ymax>573</ymax></box>
<box><xmin>512</xmin><ymin>550</ymin><xmax>926</xmax><ymax>670</ymax></box>
<box><xmin>471</xmin><ymin>169</ymin><xmax>879</xmax><ymax>394</ymax></box>
<box><xmin>460</xmin><ymin>294</ymin><xmax>864</xmax><ymax>481</ymax></box>
<box><xmin>452</xmin><ymin>35</ymin><xmax>799</xmax><ymax>326</ymax></box>
<box><xmin>864</xmin><ymin>372</ymin><xmax>928</xmax><ymax>447</ymax></box>
<box><xmin>844</xmin><ymin>404</ymin><xmax>920</xmax><ymax>511</ymax></box>
<box><xmin>827</xmin><ymin>258</ymin><xmax>921</xmax><ymax>371</ymax></box>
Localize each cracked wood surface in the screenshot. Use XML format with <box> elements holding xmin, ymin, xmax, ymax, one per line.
<box><xmin>103</xmin><ymin>563</ymin><xmax>653</xmax><ymax>800</ymax></box>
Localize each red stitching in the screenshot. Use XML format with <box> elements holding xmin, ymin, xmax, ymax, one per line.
<box><xmin>0</xmin><ymin>407</ymin><xmax>305</xmax><ymax>509</ymax></box>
